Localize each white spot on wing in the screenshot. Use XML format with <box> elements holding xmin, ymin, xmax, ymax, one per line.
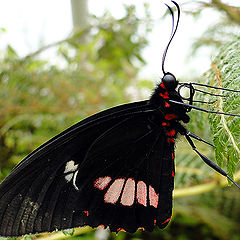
<box><xmin>73</xmin><ymin>170</ymin><xmax>79</xmax><ymax>191</ymax></box>
<box><xmin>64</xmin><ymin>160</ymin><xmax>79</xmax><ymax>190</ymax></box>
<box><xmin>64</xmin><ymin>160</ymin><xmax>78</xmax><ymax>174</ymax></box>
<box><xmin>65</xmin><ymin>173</ymin><xmax>73</xmax><ymax>182</ymax></box>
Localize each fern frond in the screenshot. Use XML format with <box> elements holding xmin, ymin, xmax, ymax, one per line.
<box><xmin>205</xmin><ymin>37</ymin><xmax>240</xmax><ymax>178</ymax></box>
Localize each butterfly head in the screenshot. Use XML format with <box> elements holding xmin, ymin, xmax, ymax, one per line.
<box><xmin>162</xmin><ymin>72</ymin><xmax>178</xmax><ymax>91</ymax></box>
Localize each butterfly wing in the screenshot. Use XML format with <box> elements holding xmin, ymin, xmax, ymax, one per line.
<box><xmin>75</xmin><ymin>115</ymin><xmax>175</xmax><ymax>232</ymax></box>
<box><xmin>0</xmin><ymin>100</ymin><xmax>150</xmax><ymax>236</ymax></box>
<box><xmin>0</xmin><ymin>100</ymin><xmax>174</xmax><ymax>236</ymax></box>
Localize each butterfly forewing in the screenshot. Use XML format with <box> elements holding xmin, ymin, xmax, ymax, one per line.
<box><xmin>6</xmin><ymin>101</ymin><xmax>150</xmax><ymax>178</ymax></box>
<box><xmin>0</xmin><ymin>101</ymin><xmax>175</xmax><ymax>236</ymax></box>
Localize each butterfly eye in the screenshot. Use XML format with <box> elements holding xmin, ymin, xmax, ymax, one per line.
<box><xmin>162</xmin><ymin>72</ymin><xmax>178</xmax><ymax>91</ymax></box>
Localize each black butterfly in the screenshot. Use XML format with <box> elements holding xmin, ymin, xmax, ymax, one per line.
<box><xmin>0</xmin><ymin>1</ymin><xmax>239</xmax><ymax>237</ymax></box>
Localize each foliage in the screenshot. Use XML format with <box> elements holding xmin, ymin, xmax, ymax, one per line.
<box><xmin>0</xmin><ymin>4</ymin><xmax>152</xmax><ymax>179</ymax></box>
<box><xmin>1</xmin><ymin>2</ymin><xmax>240</xmax><ymax>240</ymax></box>
<box><xmin>206</xmin><ymin>36</ymin><xmax>240</xmax><ymax>178</ymax></box>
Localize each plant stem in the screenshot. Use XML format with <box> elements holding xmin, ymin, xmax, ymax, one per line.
<box><xmin>173</xmin><ymin>170</ymin><xmax>240</xmax><ymax>198</ymax></box>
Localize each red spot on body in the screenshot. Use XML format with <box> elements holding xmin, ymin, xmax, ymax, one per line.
<box><xmin>162</xmin><ymin>122</ymin><xmax>170</xmax><ymax>127</ymax></box>
<box><xmin>94</xmin><ymin>176</ymin><xmax>112</xmax><ymax>190</ymax></box>
<box><xmin>83</xmin><ymin>211</ymin><xmax>89</xmax><ymax>216</ymax></box>
<box><xmin>165</xmin><ymin>101</ymin><xmax>170</xmax><ymax>108</ymax></box>
<box><xmin>161</xmin><ymin>218</ymin><xmax>171</xmax><ymax>225</ymax></box>
<box><xmin>166</xmin><ymin>129</ymin><xmax>176</xmax><ymax>137</ymax></box>
<box><xmin>154</xmin><ymin>219</ymin><xmax>157</xmax><ymax>226</ymax></box>
<box><xmin>117</xmin><ymin>228</ymin><xmax>126</xmax><ymax>232</ymax></box>
<box><xmin>149</xmin><ymin>185</ymin><xmax>159</xmax><ymax>208</ymax></box>
<box><xmin>104</xmin><ymin>178</ymin><xmax>125</xmax><ymax>204</ymax></box>
<box><xmin>137</xmin><ymin>181</ymin><xmax>147</xmax><ymax>207</ymax></box>
<box><xmin>160</xmin><ymin>82</ymin><xmax>166</xmax><ymax>90</ymax></box>
<box><xmin>165</xmin><ymin>114</ymin><xmax>177</xmax><ymax>120</ymax></box>
<box><xmin>172</xmin><ymin>171</ymin><xmax>175</xmax><ymax>177</ymax></box>
<box><xmin>172</xmin><ymin>153</ymin><xmax>175</xmax><ymax>159</ymax></box>
<box><xmin>120</xmin><ymin>178</ymin><xmax>135</xmax><ymax>206</ymax></box>
<box><xmin>167</xmin><ymin>138</ymin><xmax>175</xmax><ymax>144</ymax></box>
<box><xmin>160</xmin><ymin>92</ymin><xmax>169</xmax><ymax>99</ymax></box>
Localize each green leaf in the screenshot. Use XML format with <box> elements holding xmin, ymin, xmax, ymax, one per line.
<box><xmin>7</xmin><ymin>45</ymin><xmax>18</xmax><ymax>59</ymax></box>
<box><xmin>24</xmin><ymin>236</ymin><xmax>33</xmax><ymax>240</ymax></box>
<box><xmin>0</xmin><ymin>27</ymin><xmax>7</xmax><ymax>32</ymax></box>
<box><xmin>205</xmin><ymin>36</ymin><xmax>240</xmax><ymax>178</ymax></box>
<box><xmin>62</xmin><ymin>228</ymin><xmax>75</xmax><ymax>236</ymax></box>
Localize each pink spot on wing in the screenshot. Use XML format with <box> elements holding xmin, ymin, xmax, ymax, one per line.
<box><xmin>137</xmin><ymin>181</ymin><xmax>147</xmax><ymax>207</ymax></box>
<box><xmin>94</xmin><ymin>176</ymin><xmax>112</xmax><ymax>190</ymax></box>
<box><xmin>83</xmin><ymin>210</ymin><xmax>89</xmax><ymax>216</ymax></box>
<box><xmin>97</xmin><ymin>225</ymin><xmax>105</xmax><ymax>229</ymax></box>
<box><xmin>154</xmin><ymin>219</ymin><xmax>157</xmax><ymax>226</ymax></box>
<box><xmin>120</xmin><ymin>178</ymin><xmax>135</xmax><ymax>206</ymax></box>
<box><xmin>161</xmin><ymin>218</ymin><xmax>171</xmax><ymax>225</ymax></box>
<box><xmin>117</xmin><ymin>228</ymin><xmax>126</xmax><ymax>232</ymax></box>
<box><xmin>149</xmin><ymin>185</ymin><xmax>159</xmax><ymax>208</ymax></box>
<box><xmin>104</xmin><ymin>178</ymin><xmax>125</xmax><ymax>204</ymax></box>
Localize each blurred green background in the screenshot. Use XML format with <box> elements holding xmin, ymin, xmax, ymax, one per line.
<box><xmin>0</xmin><ymin>1</ymin><xmax>240</xmax><ymax>240</ymax></box>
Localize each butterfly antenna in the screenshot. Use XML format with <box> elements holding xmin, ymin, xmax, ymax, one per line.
<box><xmin>169</xmin><ymin>100</ymin><xmax>240</xmax><ymax>117</ymax></box>
<box><xmin>189</xmin><ymin>82</ymin><xmax>240</xmax><ymax>93</ymax></box>
<box><xmin>162</xmin><ymin>1</ymin><xmax>180</xmax><ymax>75</ymax></box>
<box><xmin>185</xmin><ymin>133</ymin><xmax>240</xmax><ymax>190</ymax></box>
<box><xmin>192</xmin><ymin>99</ymin><xmax>217</xmax><ymax>104</ymax></box>
<box><xmin>194</xmin><ymin>88</ymin><xmax>229</xmax><ymax>97</ymax></box>
<box><xmin>178</xmin><ymin>83</ymin><xmax>230</xmax><ymax>98</ymax></box>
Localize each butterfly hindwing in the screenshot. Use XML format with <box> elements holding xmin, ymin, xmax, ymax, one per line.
<box><xmin>71</xmin><ymin>114</ymin><xmax>175</xmax><ymax>232</ymax></box>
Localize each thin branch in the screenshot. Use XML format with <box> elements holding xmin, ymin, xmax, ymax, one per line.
<box><xmin>173</xmin><ymin>170</ymin><xmax>240</xmax><ymax>198</ymax></box>
<box><xmin>211</xmin><ymin>0</ymin><xmax>240</xmax><ymax>24</ymax></box>
<box><xmin>24</xmin><ymin>28</ymin><xmax>89</xmax><ymax>60</ymax></box>
<box><xmin>29</xmin><ymin>226</ymin><xmax>93</xmax><ymax>240</ymax></box>
<box><xmin>184</xmin><ymin>0</ymin><xmax>240</xmax><ymax>24</ymax></box>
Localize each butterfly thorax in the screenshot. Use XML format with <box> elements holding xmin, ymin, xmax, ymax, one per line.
<box><xmin>149</xmin><ymin>72</ymin><xmax>190</xmax><ymax>124</ymax></box>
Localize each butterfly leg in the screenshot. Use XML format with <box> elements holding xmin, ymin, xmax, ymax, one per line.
<box><xmin>174</xmin><ymin>122</ymin><xmax>213</xmax><ymax>147</ymax></box>
<box><xmin>186</xmin><ymin>131</ymin><xmax>214</xmax><ymax>147</ymax></box>
<box><xmin>184</xmin><ymin>133</ymin><xmax>240</xmax><ymax>190</ymax></box>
